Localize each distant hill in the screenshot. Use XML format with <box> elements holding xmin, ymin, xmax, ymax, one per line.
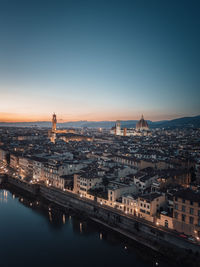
<box><xmin>0</xmin><ymin>115</ymin><xmax>199</xmax><ymax>129</ymax></box>
<box><xmin>152</xmin><ymin>115</ymin><xmax>200</xmax><ymax>128</ymax></box>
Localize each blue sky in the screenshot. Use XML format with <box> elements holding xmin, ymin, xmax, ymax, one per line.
<box><xmin>0</xmin><ymin>0</ymin><xmax>199</xmax><ymax>122</ymax></box>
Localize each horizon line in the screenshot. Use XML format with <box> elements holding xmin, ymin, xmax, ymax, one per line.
<box><xmin>0</xmin><ymin>114</ymin><xmax>199</xmax><ymax>124</ymax></box>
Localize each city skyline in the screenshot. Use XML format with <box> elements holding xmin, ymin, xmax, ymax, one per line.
<box><xmin>1</xmin><ymin>1</ymin><xmax>200</xmax><ymax>265</ymax></box>
<box><xmin>0</xmin><ymin>0</ymin><xmax>200</xmax><ymax>122</ymax></box>
<box><xmin>0</xmin><ymin>112</ymin><xmax>199</xmax><ymax>123</ymax></box>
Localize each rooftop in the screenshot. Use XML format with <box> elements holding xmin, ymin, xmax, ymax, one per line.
<box><xmin>174</xmin><ymin>188</ymin><xmax>200</xmax><ymax>202</ymax></box>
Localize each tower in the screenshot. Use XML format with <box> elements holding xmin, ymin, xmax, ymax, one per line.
<box><xmin>52</xmin><ymin>113</ymin><xmax>57</xmax><ymax>132</ymax></box>
<box><xmin>115</xmin><ymin>120</ymin><xmax>121</xmax><ymax>135</ymax></box>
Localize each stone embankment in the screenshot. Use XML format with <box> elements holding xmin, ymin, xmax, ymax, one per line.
<box><xmin>3</xmin><ymin>175</ymin><xmax>200</xmax><ymax>266</ymax></box>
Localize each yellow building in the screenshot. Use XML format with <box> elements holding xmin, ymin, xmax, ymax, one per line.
<box><xmin>173</xmin><ymin>188</ymin><xmax>200</xmax><ymax>238</ymax></box>
<box><xmin>138</xmin><ymin>193</ymin><xmax>166</xmax><ymax>222</ymax></box>
<box><xmin>73</xmin><ymin>173</ymin><xmax>102</xmax><ymax>198</ymax></box>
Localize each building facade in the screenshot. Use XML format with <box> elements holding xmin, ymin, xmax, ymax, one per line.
<box><xmin>173</xmin><ymin>188</ymin><xmax>200</xmax><ymax>238</ymax></box>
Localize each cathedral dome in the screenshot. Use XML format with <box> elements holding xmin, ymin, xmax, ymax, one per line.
<box><xmin>136</xmin><ymin>115</ymin><xmax>149</xmax><ymax>130</ymax></box>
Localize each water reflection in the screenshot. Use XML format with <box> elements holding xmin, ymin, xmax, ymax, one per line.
<box><xmin>0</xmin><ymin>190</ymin><xmax>8</xmax><ymax>203</ymax></box>
<box><xmin>80</xmin><ymin>222</ymin><xmax>82</xmax><ymax>233</ymax></box>
<box><xmin>100</xmin><ymin>232</ymin><xmax>103</xmax><ymax>240</ymax></box>
<box><xmin>62</xmin><ymin>214</ymin><xmax>65</xmax><ymax>224</ymax></box>
<box><xmin>0</xmin><ymin>186</ymin><xmax>172</xmax><ymax>267</ymax></box>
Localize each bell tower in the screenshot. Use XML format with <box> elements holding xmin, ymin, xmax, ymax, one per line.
<box><xmin>115</xmin><ymin>120</ymin><xmax>121</xmax><ymax>135</ymax></box>
<box><xmin>52</xmin><ymin>113</ymin><xmax>57</xmax><ymax>132</ymax></box>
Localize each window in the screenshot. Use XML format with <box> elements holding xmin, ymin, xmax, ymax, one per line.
<box><xmin>182</xmin><ymin>199</ymin><xmax>185</xmax><ymax>203</ymax></box>
<box><xmin>182</xmin><ymin>214</ymin><xmax>186</xmax><ymax>222</ymax></box>
<box><xmin>140</xmin><ymin>209</ymin><xmax>146</xmax><ymax>213</ymax></box>
<box><xmin>165</xmin><ymin>220</ymin><xmax>168</xmax><ymax>228</ymax></box>
<box><xmin>190</xmin><ymin>201</ymin><xmax>193</xmax><ymax>206</ymax></box>
<box><xmin>190</xmin><ymin>208</ymin><xmax>194</xmax><ymax>215</ymax></box>
<box><xmin>182</xmin><ymin>205</ymin><xmax>185</xmax><ymax>212</ymax></box>
<box><xmin>174</xmin><ymin>212</ymin><xmax>178</xmax><ymax>219</ymax></box>
<box><xmin>141</xmin><ymin>203</ymin><xmax>143</xmax><ymax>207</ymax></box>
<box><xmin>198</xmin><ymin>219</ymin><xmax>200</xmax><ymax>227</ymax></box>
<box><xmin>175</xmin><ymin>196</ymin><xmax>177</xmax><ymax>201</ymax></box>
<box><xmin>189</xmin><ymin>216</ymin><xmax>194</xmax><ymax>224</ymax></box>
<box><xmin>198</xmin><ymin>210</ymin><xmax>200</xmax><ymax>217</ymax></box>
<box><xmin>174</xmin><ymin>204</ymin><xmax>178</xmax><ymax>210</ymax></box>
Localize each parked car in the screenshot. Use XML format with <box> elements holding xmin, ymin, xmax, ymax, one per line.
<box><xmin>179</xmin><ymin>234</ymin><xmax>187</xmax><ymax>238</ymax></box>
<box><xmin>188</xmin><ymin>236</ymin><xmax>196</xmax><ymax>242</ymax></box>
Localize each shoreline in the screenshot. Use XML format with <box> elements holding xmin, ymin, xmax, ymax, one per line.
<box><xmin>1</xmin><ymin>176</ymin><xmax>200</xmax><ymax>266</ymax></box>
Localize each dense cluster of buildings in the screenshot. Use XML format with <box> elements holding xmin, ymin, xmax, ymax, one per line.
<box><xmin>48</xmin><ymin>113</ymin><xmax>93</xmax><ymax>143</ymax></box>
<box><xmin>0</xmin><ymin>114</ymin><xmax>200</xmax><ymax>242</ymax></box>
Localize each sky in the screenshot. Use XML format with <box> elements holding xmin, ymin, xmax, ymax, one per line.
<box><xmin>0</xmin><ymin>0</ymin><xmax>200</xmax><ymax>122</ymax></box>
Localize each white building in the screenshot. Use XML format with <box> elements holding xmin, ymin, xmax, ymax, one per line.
<box><xmin>122</xmin><ymin>194</ymin><xmax>138</xmax><ymax>215</ymax></box>
<box><xmin>44</xmin><ymin>160</ymin><xmax>87</xmax><ymax>190</ymax></box>
<box><xmin>107</xmin><ymin>181</ymin><xmax>138</xmax><ymax>204</ymax></box>
<box><xmin>133</xmin><ymin>172</ymin><xmax>158</xmax><ymax>193</ymax></box>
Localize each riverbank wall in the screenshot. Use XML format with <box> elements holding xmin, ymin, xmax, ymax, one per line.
<box><xmin>39</xmin><ymin>185</ymin><xmax>200</xmax><ymax>253</ymax></box>
<box><xmin>3</xmin><ymin>175</ymin><xmax>200</xmax><ymax>264</ymax></box>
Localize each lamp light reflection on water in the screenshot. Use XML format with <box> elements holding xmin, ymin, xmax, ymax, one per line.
<box><xmin>80</xmin><ymin>222</ymin><xmax>82</xmax><ymax>233</ymax></box>
<box><xmin>99</xmin><ymin>233</ymin><xmax>102</xmax><ymax>240</ymax></box>
<box><xmin>63</xmin><ymin>214</ymin><xmax>66</xmax><ymax>224</ymax></box>
<box><xmin>49</xmin><ymin>211</ymin><xmax>52</xmax><ymax>222</ymax></box>
<box><xmin>0</xmin><ymin>190</ymin><xmax>8</xmax><ymax>203</ymax></box>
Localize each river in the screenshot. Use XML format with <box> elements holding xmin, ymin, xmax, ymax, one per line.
<box><xmin>0</xmin><ymin>187</ymin><xmax>170</xmax><ymax>267</ymax></box>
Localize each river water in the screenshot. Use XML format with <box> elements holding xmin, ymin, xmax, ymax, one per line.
<box><xmin>0</xmin><ymin>187</ymin><xmax>169</xmax><ymax>267</ymax></box>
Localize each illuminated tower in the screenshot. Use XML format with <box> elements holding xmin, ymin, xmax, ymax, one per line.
<box><xmin>115</xmin><ymin>120</ymin><xmax>121</xmax><ymax>135</ymax></box>
<box><xmin>52</xmin><ymin>113</ymin><xmax>57</xmax><ymax>132</ymax></box>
